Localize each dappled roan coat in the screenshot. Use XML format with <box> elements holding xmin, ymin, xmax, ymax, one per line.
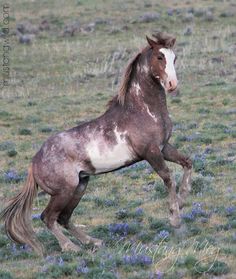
<box><xmin>0</xmin><ymin>32</ymin><xmax>192</xmax><ymax>255</ymax></box>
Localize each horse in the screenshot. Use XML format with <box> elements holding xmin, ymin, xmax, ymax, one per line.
<box><xmin>0</xmin><ymin>32</ymin><xmax>192</xmax><ymax>256</ymax></box>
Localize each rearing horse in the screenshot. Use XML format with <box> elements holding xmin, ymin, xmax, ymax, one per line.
<box><xmin>0</xmin><ymin>32</ymin><xmax>192</xmax><ymax>255</ymax></box>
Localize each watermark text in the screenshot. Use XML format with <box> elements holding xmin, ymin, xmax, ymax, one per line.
<box><xmin>1</xmin><ymin>3</ymin><xmax>11</xmax><ymax>89</ymax></box>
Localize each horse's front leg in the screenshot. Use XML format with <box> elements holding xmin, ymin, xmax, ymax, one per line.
<box><xmin>144</xmin><ymin>145</ymin><xmax>181</xmax><ymax>228</ymax></box>
<box><xmin>162</xmin><ymin>143</ymin><xmax>192</xmax><ymax>208</ymax></box>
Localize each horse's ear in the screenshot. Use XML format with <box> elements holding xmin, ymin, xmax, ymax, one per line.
<box><xmin>169</xmin><ymin>37</ymin><xmax>176</xmax><ymax>48</ymax></box>
<box><xmin>146</xmin><ymin>36</ymin><xmax>156</xmax><ymax>48</ymax></box>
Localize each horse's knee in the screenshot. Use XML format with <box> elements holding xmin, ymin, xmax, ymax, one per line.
<box><xmin>181</xmin><ymin>157</ymin><xmax>192</xmax><ymax>169</ymax></box>
<box><xmin>158</xmin><ymin>168</ymin><xmax>174</xmax><ymax>187</ymax></box>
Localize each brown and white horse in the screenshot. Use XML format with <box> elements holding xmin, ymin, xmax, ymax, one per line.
<box><xmin>0</xmin><ymin>32</ymin><xmax>192</xmax><ymax>255</ymax></box>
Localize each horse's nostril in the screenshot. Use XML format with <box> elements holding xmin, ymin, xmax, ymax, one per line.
<box><xmin>169</xmin><ymin>81</ymin><xmax>172</xmax><ymax>87</ymax></box>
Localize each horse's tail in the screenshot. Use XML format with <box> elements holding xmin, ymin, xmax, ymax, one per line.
<box><xmin>0</xmin><ymin>163</ymin><xmax>43</xmax><ymax>256</ymax></box>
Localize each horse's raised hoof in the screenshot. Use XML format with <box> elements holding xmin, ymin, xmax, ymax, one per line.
<box><xmin>170</xmin><ymin>216</ymin><xmax>182</xmax><ymax>228</ymax></box>
<box><xmin>87</xmin><ymin>237</ymin><xmax>103</xmax><ymax>247</ymax></box>
<box><xmin>62</xmin><ymin>242</ymin><xmax>81</xmax><ymax>253</ymax></box>
<box><xmin>92</xmin><ymin>238</ymin><xmax>103</xmax><ymax>247</ymax></box>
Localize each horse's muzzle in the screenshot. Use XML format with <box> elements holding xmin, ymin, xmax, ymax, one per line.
<box><xmin>166</xmin><ymin>79</ymin><xmax>178</xmax><ymax>93</ymax></box>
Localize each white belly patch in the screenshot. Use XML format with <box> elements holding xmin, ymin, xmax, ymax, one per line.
<box><xmin>86</xmin><ymin>127</ymin><xmax>133</xmax><ymax>173</ymax></box>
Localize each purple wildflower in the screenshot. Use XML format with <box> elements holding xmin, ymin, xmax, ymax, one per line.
<box><xmin>156</xmin><ymin>270</ymin><xmax>164</xmax><ymax>279</ymax></box>
<box><xmin>108</xmin><ymin>223</ymin><xmax>129</xmax><ymax>236</ymax></box>
<box><xmin>41</xmin><ymin>265</ymin><xmax>48</xmax><ymax>273</ymax></box>
<box><xmin>41</xmin><ymin>255</ymin><xmax>64</xmax><ymax>272</ymax></box>
<box><xmin>185</xmin><ymin>133</ymin><xmax>201</xmax><ymax>142</ymax></box>
<box><xmin>57</xmin><ymin>257</ymin><xmax>64</xmax><ymax>266</ymax></box>
<box><xmin>157</xmin><ymin>230</ymin><xmax>170</xmax><ymax>239</ymax></box>
<box><xmin>4</xmin><ymin>169</ymin><xmax>27</xmax><ymax>183</ymax></box>
<box><xmin>20</xmin><ymin>244</ymin><xmax>31</xmax><ymax>252</ymax></box>
<box><xmin>182</xmin><ymin>202</ymin><xmax>209</xmax><ymax>222</ymax></box>
<box><xmin>193</xmin><ymin>153</ymin><xmax>207</xmax><ymax>174</ymax></box>
<box><xmin>10</xmin><ymin>243</ymin><xmax>30</xmax><ymax>256</ymax></box>
<box><xmin>173</xmin><ymin>123</ymin><xmax>186</xmax><ymax>131</ymax></box>
<box><xmin>154</xmin><ymin>230</ymin><xmax>170</xmax><ymax>242</ymax></box>
<box><xmin>226</xmin><ymin>186</ymin><xmax>233</xmax><ymax>193</ymax></box>
<box><xmin>45</xmin><ymin>255</ymin><xmax>55</xmax><ymax>264</ymax></box>
<box><xmin>32</xmin><ymin>213</ymin><xmax>41</xmax><ymax>220</ymax></box>
<box><xmin>167</xmin><ymin>9</ymin><xmax>174</xmax><ymax>16</ymax></box>
<box><xmin>191</xmin><ymin>202</ymin><xmax>206</xmax><ymax>216</ymax></box>
<box><xmin>104</xmin><ymin>199</ymin><xmax>117</xmax><ymax>207</ymax></box>
<box><xmin>123</xmin><ymin>255</ymin><xmax>135</xmax><ymax>265</ymax></box>
<box><xmin>116</xmin><ymin>161</ymin><xmax>150</xmax><ymax>175</ymax></box>
<box><xmin>200</xmin><ymin>217</ymin><xmax>208</xmax><ymax>223</ymax></box>
<box><xmin>226</xmin><ymin>206</ymin><xmax>236</xmax><ymax>216</ymax></box>
<box><xmin>135</xmin><ymin>208</ymin><xmax>144</xmax><ymax>215</ymax></box>
<box><xmin>203</xmin><ymin>147</ymin><xmax>214</xmax><ymax>154</ymax></box>
<box><xmin>181</xmin><ymin>212</ymin><xmax>195</xmax><ymax>222</ymax></box>
<box><xmin>77</xmin><ymin>260</ymin><xmax>89</xmax><ymax>274</ymax></box>
<box><xmin>77</xmin><ymin>266</ymin><xmax>89</xmax><ymax>274</ymax></box>
<box><xmin>41</xmin><ymin>256</ymin><xmax>55</xmax><ymax>273</ymax></box>
<box><xmin>232</xmin><ymin>233</ymin><xmax>236</xmax><ymax>242</ymax></box>
<box><xmin>194</xmin><ymin>153</ymin><xmax>206</xmax><ymax>161</ymax></box>
<box><xmin>226</xmin><ymin>223</ymin><xmax>232</xmax><ymax>230</ymax></box>
<box><xmin>4</xmin><ymin>170</ymin><xmax>21</xmax><ymax>183</ymax></box>
<box><xmin>123</xmin><ymin>253</ymin><xmax>152</xmax><ymax>266</ymax></box>
<box><xmin>11</xmin><ymin>244</ymin><xmax>17</xmax><ymax>255</ymax></box>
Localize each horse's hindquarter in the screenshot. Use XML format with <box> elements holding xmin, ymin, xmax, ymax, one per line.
<box><xmin>32</xmin><ymin>132</ymin><xmax>81</xmax><ymax>194</ymax></box>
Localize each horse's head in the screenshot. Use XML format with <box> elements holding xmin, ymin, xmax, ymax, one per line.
<box><xmin>146</xmin><ymin>33</ymin><xmax>178</xmax><ymax>93</ymax></box>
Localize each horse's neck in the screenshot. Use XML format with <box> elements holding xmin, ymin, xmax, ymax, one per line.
<box><xmin>143</xmin><ymin>82</ymin><xmax>168</xmax><ymax>112</ymax></box>
<box><xmin>128</xmin><ymin>62</ymin><xmax>168</xmax><ymax>114</ymax></box>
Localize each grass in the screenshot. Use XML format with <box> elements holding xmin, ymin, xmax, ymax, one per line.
<box><xmin>0</xmin><ymin>0</ymin><xmax>236</xmax><ymax>278</ymax></box>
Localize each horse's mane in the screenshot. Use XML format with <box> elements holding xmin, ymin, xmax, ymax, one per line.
<box><xmin>117</xmin><ymin>50</ymin><xmax>143</xmax><ymax>106</ymax></box>
<box><xmin>107</xmin><ymin>32</ymin><xmax>175</xmax><ymax>107</ymax></box>
<box><xmin>152</xmin><ymin>31</ymin><xmax>176</xmax><ymax>49</ymax></box>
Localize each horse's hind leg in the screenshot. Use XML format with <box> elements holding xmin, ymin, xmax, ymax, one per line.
<box><xmin>41</xmin><ymin>193</ymin><xmax>81</xmax><ymax>252</ymax></box>
<box><xmin>162</xmin><ymin>143</ymin><xmax>192</xmax><ymax>208</ymax></box>
<box><xmin>57</xmin><ymin>176</ymin><xmax>103</xmax><ymax>247</ymax></box>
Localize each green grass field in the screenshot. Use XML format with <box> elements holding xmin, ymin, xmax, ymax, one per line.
<box><xmin>0</xmin><ymin>0</ymin><xmax>236</xmax><ymax>278</ymax></box>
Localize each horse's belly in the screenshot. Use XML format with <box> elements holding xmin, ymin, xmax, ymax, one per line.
<box><xmin>86</xmin><ymin>137</ymin><xmax>133</xmax><ymax>174</ymax></box>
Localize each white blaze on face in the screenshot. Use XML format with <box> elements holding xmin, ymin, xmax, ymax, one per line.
<box><xmin>86</xmin><ymin>127</ymin><xmax>133</xmax><ymax>173</ymax></box>
<box><xmin>159</xmin><ymin>48</ymin><xmax>177</xmax><ymax>89</ymax></box>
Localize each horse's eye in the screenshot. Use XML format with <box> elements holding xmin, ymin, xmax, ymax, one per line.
<box><xmin>157</xmin><ymin>56</ymin><xmax>163</xmax><ymax>61</ymax></box>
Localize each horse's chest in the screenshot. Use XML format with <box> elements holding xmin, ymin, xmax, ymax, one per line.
<box><xmin>161</xmin><ymin>115</ymin><xmax>173</xmax><ymax>140</ymax></box>
<box><xmin>143</xmin><ymin>104</ymin><xmax>172</xmax><ymax>137</ymax></box>
<box><xmin>146</xmin><ymin>111</ymin><xmax>172</xmax><ymax>140</ymax></box>
<box><xmin>85</xmin><ymin>129</ymin><xmax>133</xmax><ymax>173</ymax></box>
